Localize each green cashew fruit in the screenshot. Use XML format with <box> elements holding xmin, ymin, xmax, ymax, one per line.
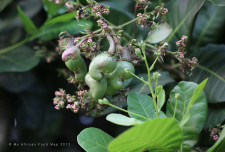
<box><xmin>65</xmin><ymin>56</ymin><xmax>87</xmax><ymax>81</ymax></box>
<box><xmin>89</xmin><ymin>52</ymin><xmax>117</xmax><ymax>80</ymax></box>
<box><xmin>85</xmin><ymin>73</ymin><xmax>107</xmax><ymax>100</ymax></box>
<box><xmin>108</xmin><ymin>61</ymin><xmax>135</xmax><ymax>90</ymax></box>
<box><xmin>106</xmin><ymin>81</ymin><xmax>117</xmax><ymax>96</ymax></box>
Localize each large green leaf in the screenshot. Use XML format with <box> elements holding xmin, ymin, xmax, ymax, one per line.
<box><xmin>146</xmin><ymin>23</ymin><xmax>172</xmax><ymax>44</ymax></box>
<box><xmin>124</xmin><ymin>71</ymin><xmax>174</xmax><ymax>94</ymax></box>
<box><xmin>208</xmin><ymin>0</ymin><xmax>225</xmax><ymax>6</ymax></box>
<box><xmin>190</xmin><ymin>44</ymin><xmax>225</xmax><ymax>103</ymax></box>
<box><xmin>193</xmin><ymin>2</ymin><xmax>225</xmax><ymax>48</ymax></box>
<box><xmin>108</xmin><ymin>118</ymin><xmax>183</xmax><ymax>152</ymax></box>
<box><xmin>166</xmin><ymin>81</ymin><xmax>207</xmax><ymax>150</ymax></box>
<box><xmin>204</xmin><ymin>103</ymin><xmax>225</xmax><ymax>128</ymax></box>
<box><xmin>17</xmin><ymin>6</ymin><xmax>38</xmax><ymax>35</ymax></box>
<box><xmin>127</xmin><ymin>92</ymin><xmax>155</xmax><ymax>121</ymax></box>
<box><xmin>77</xmin><ymin>127</ymin><xmax>113</xmax><ymax>152</ymax></box>
<box><xmin>207</xmin><ymin>127</ymin><xmax>225</xmax><ymax>152</ymax></box>
<box><xmin>166</xmin><ymin>0</ymin><xmax>205</xmax><ymax>42</ymax></box>
<box><xmin>106</xmin><ymin>113</ymin><xmax>143</xmax><ymax>126</ymax></box>
<box><xmin>0</xmin><ymin>45</ymin><xmax>40</xmax><ymax>72</ymax></box>
<box><xmin>37</xmin><ymin>20</ymin><xmax>92</xmax><ymax>41</ymax></box>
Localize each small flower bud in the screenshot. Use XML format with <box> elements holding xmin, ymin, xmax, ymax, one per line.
<box><xmin>175</xmin><ymin>93</ymin><xmax>180</xmax><ymax>100</ymax></box>
<box><xmin>153</xmin><ymin>72</ymin><xmax>161</xmax><ymax>81</ymax></box>
<box><xmin>98</xmin><ymin>98</ymin><xmax>109</xmax><ymax>105</ymax></box>
<box><xmin>135</xmin><ymin>48</ymin><xmax>142</xmax><ymax>57</ymax></box>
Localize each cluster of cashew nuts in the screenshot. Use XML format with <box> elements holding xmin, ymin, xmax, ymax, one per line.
<box><xmin>61</xmin><ymin>35</ymin><xmax>135</xmax><ymax>100</ymax></box>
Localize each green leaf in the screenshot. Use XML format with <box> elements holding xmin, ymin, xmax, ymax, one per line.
<box><xmin>106</xmin><ymin>113</ymin><xmax>143</xmax><ymax>126</ymax></box>
<box><xmin>42</xmin><ymin>0</ymin><xmax>66</xmax><ymax>19</ymax></box>
<box><xmin>77</xmin><ymin>127</ymin><xmax>113</xmax><ymax>152</ymax></box>
<box><xmin>166</xmin><ymin>81</ymin><xmax>207</xmax><ymax>150</ymax></box>
<box><xmin>207</xmin><ymin>127</ymin><xmax>225</xmax><ymax>152</ymax></box>
<box><xmin>190</xmin><ymin>44</ymin><xmax>225</xmax><ymax>103</ymax></box>
<box><xmin>157</xmin><ymin>86</ymin><xmax>165</xmax><ymax>112</ymax></box>
<box><xmin>166</xmin><ymin>0</ymin><xmax>205</xmax><ymax>43</ymax></box>
<box><xmin>146</xmin><ymin>23</ymin><xmax>172</xmax><ymax>44</ymax></box>
<box><xmin>108</xmin><ymin>118</ymin><xmax>183</xmax><ymax>152</ymax></box>
<box><xmin>193</xmin><ymin>2</ymin><xmax>225</xmax><ymax>48</ymax></box>
<box><xmin>127</xmin><ymin>92</ymin><xmax>155</xmax><ymax>121</ymax></box>
<box><xmin>0</xmin><ymin>45</ymin><xmax>40</xmax><ymax>72</ymax></box>
<box><xmin>208</xmin><ymin>0</ymin><xmax>225</xmax><ymax>6</ymax></box>
<box><xmin>40</xmin><ymin>12</ymin><xmax>75</xmax><ymax>29</ymax></box>
<box><xmin>124</xmin><ymin>71</ymin><xmax>174</xmax><ymax>94</ymax></box>
<box><xmin>204</xmin><ymin>103</ymin><xmax>225</xmax><ymax>128</ymax></box>
<box><xmin>37</xmin><ymin>20</ymin><xmax>93</xmax><ymax>41</ymax></box>
<box><xmin>17</xmin><ymin>6</ymin><xmax>38</xmax><ymax>35</ymax></box>
<box><xmin>187</xmin><ymin>78</ymin><xmax>208</xmax><ymax>111</ymax></box>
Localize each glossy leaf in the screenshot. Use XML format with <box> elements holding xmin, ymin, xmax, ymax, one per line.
<box><xmin>124</xmin><ymin>71</ymin><xmax>174</xmax><ymax>94</ymax></box>
<box><xmin>108</xmin><ymin>118</ymin><xmax>183</xmax><ymax>152</ymax></box>
<box><xmin>0</xmin><ymin>45</ymin><xmax>40</xmax><ymax>72</ymax></box>
<box><xmin>166</xmin><ymin>81</ymin><xmax>207</xmax><ymax>150</ymax></box>
<box><xmin>193</xmin><ymin>2</ymin><xmax>225</xmax><ymax>47</ymax></box>
<box><xmin>127</xmin><ymin>92</ymin><xmax>155</xmax><ymax>121</ymax></box>
<box><xmin>146</xmin><ymin>23</ymin><xmax>172</xmax><ymax>44</ymax></box>
<box><xmin>190</xmin><ymin>44</ymin><xmax>225</xmax><ymax>103</ymax></box>
<box><xmin>208</xmin><ymin>0</ymin><xmax>225</xmax><ymax>6</ymax></box>
<box><xmin>207</xmin><ymin>127</ymin><xmax>225</xmax><ymax>152</ymax></box>
<box><xmin>166</xmin><ymin>0</ymin><xmax>205</xmax><ymax>42</ymax></box>
<box><xmin>106</xmin><ymin>113</ymin><xmax>143</xmax><ymax>126</ymax></box>
<box><xmin>77</xmin><ymin>127</ymin><xmax>113</xmax><ymax>152</ymax></box>
<box><xmin>17</xmin><ymin>6</ymin><xmax>38</xmax><ymax>35</ymax></box>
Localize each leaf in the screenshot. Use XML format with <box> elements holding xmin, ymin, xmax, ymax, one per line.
<box><xmin>40</xmin><ymin>12</ymin><xmax>75</xmax><ymax>29</ymax></box>
<box><xmin>208</xmin><ymin>0</ymin><xmax>225</xmax><ymax>6</ymax></box>
<box><xmin>207</xmin><ymin>127</ymin><xmax>225</xmax><ymax>152</ymax></box>
<box><xmin>0</xmin><ymin>45</ymin><xmax>40</xmax><ymax>72</ymax></box>
<box><xmin>127</xmin><ymin>92</ymin><xmax>155</xmax><ymax>121</ymax></box>
<box><xmin>42</xmin><ymin>0</ymin><xmax>66</xmax><ymax>19</ymax></box>
<box><xmin>204</xmin><ymin>103</ymin><xmax>225</xmax><ymax>128</ymax></box>
<box><xmin>157</xmin><ymin>86</ymin><xmax>165</xmax><ymax>112</ymax></box>
<box><xmin>146</xmin><ymin>23</ymin><xmax>172</xmax><ymax>44</ymax></box>
<box><xmin>193</xmin><ymin>2</ymin><xmax>225</xmax><ymax>48</ymax></box>
<box><xmin>124</xmin><ymin>71</ymin><xmax>174</xmax><ymax>94</ymax></box>
<box><xmin>187</xmin><ymin>78</ymin><xmax>208</xmax><ymax>111</ymax></box>
<box><xmin>166</xmin><ymin>81</ymin><xmax>208</xmax><ymax>150</ymax></box>
<box><xmin>190</xmin><ymin>44</ymin><xmax>225</xmax><ymax>103</ymax></box>
<box><xmin>106</xmin><ymin>113</ymin><xmax>143</xmax><ymax>126</ymax></box>
<box><xmin>37</xmin><ymin>20</ymin><xmax>93</xmax><ymax>41</ymax></box>
<box><xmin>77</xmin><ymin>127</ymin><xmax>113</xmax><ymax>152</ymax></box>
<box><xmin>166</xmin><ymin>0</ymin><xmax>205</xmax><ymax>43</ymax></box>
<box><xmin>17</xmin><ymin>6</ymin><xmax>38</xmax><ymax>35</ymax></box>
<box><xmin>108</xmin><ymin>118</ymin><xmax>183</xmax><ymax>152</ymax></box>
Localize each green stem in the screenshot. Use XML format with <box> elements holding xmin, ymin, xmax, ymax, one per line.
<box><xmin>143</xmin><ymin>49</ymin><xmax>159</xmax><ymax>118</ymax></box>
<box><xmin>149</xmin><ymin>56</ymin><xmax>159</xmax><ymax>71</ymax></box>
<box><xmin>0</xmin><ymin>38</ymin><xmax>29</xmax><ymax>55</ymax></box>
<box><xmin>107</xmin><ymin>103</ymin><xmax>150</xmax><ymax>120</ymax></box>
<box><xmin>119</xmin><ymin>17</ymin><xmax>140</xmax><ymax>28</ymax></box>
<box><xmin>128</xmin><ymin>71</ymin><xmax>149</xmax><ymax>85</ymax></box>
<box><xmin>198</xmin><ymin>65</ymin><xmax>225</xmax><ymax>83</ymax></box>
<box><xmin>145</xmin><ymin>43</ymin><xmax>156</xmax><ymax>49</ymax></box>
<box><xmin>173</xmin><ymin>98</ymin><xmax>178</xmax><ymax>118</ymax></box>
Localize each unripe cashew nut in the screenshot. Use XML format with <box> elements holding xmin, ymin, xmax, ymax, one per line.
<box><xmin>62</xmin><ymin>46</ymin><xmax>80</xmax><ymax>62</ymax></box>
<box><xmin>65</xmin><ymin>56</ymin><xmax>87</xmax><ymax>81</ymax></box>
<box><xmin>108</xmin><ymin>61</ymin><xmax>135</xmax><ymax>90</ymax></box>
<box><xmin>85</xmin><ymin>73</ymin><xmax>107</xmax><ymax>100</ymax></box>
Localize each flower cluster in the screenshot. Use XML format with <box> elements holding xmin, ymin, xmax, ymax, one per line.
<box><xmin>97</xmin><ymin>19</ymin><xmax>108</xmax><ymax>29</ymax></box>
<box><xmin>136</xmin><ymin>0</ymin><xmax>150</xmax><ymax>10</ymax></box>
<box><xmin>154</xmin><ymin>3</ymin><xmax>168</xmax><ymax>19</ymax></box>
<box><xmin>53</xmin><ymin>89</ymin><xmax>88</xmax><ymax>113</ymax></box>
<box><xmin>175</xmin><ymin>36</ymin><xmax>199</xmax><ymax>72</ymax></box>
<box><xmin>155</xmin><ymin>42</ymin><xmax>168</xmax><ymax>61</ymax></box>
<box><xmin>209</xmin><ymin>125</ymin><xmax>224</xmax><ymax>141</ymax></box>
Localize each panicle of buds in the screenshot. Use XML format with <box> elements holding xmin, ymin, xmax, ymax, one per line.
<box><xmin>209</xmin><ymin>125</ymin><xmax>224</xmax><ymax>141</ymax></box>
